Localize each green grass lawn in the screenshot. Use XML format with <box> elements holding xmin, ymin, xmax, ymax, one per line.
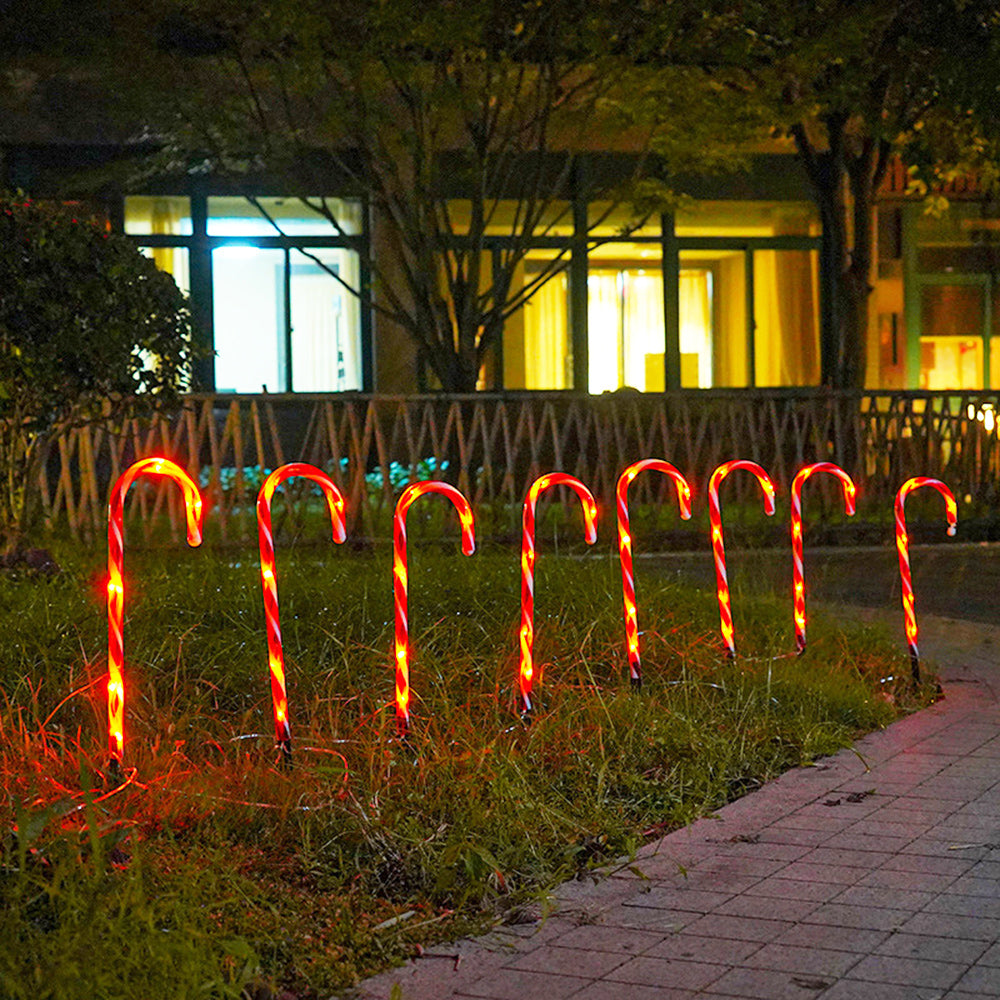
<box><xmin>0</xmin><ymin>538</ymin><xmax>931</xmax><ymax>998</ymax></box>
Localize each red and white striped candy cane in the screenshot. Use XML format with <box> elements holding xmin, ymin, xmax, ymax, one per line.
<box><xmin>616</xmin><ymin>460</ymin><xmax>692</xmax><ymax>688</ymax></box>
<box><xmin>257</xmin><ymin>464</ymin><xmax>347</xmax><ymax>761</ymax></box>
<box><xmin>107</xmin><ymin>457</ymin><xmax>203</xmax><ymax>770</ymax></box>
<box><xmin>707</xmin><ymin>461</ymin><xmax>776</xmax><ymax>659</ymax></box>
<box><xmin>519</xmin><ymin>473</ymin><xmax>598</xmax><ymax>715</ymax></box>
<box><xmin>895</xmin><ymin>477</ymin><xmax>957</xmax><ymax>682</ymax></box>
<box><xmin>790</xmin><ymin>463</ymin><xmax>856</xmax><ymax>655</ymax></box>
<box><xmin>393</xmin><ymin>481</ymin><xmax>475</xmax><ymax>735</ymax></box>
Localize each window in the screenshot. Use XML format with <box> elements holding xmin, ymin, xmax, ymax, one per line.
<box><xmin>587</xmin><ymin>242</ymin><xmax>664</xmax><ymax>392</ymax></box>
<box><xmin>124</xmin><ymin>194</ymin><xmax>367</xmax><ymax>393</ymax></box>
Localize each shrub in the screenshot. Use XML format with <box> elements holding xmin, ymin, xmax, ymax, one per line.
<box><xmin>0</xmin><ymin>195</ymin><xmax>196</xmax><ymax>549</ymax></box>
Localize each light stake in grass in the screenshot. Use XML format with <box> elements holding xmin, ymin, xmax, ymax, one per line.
<box><xmin>393</xmin><ymin>481</ymin><xmax>475</xmax><ymax>736</ymax></box>
<box><xmin>519</xmin><ymin>473</ymin><xmax>598</xmax><ymax>715</ymax></box>
<box><xmin>790</xmin><ymin>463</ymin><xmax>856</xmax><ymax>655</ymax></box>
<box><xmin>257</xmin><ymin>463</ymin><xmax>347</xmax><ymax>763</ymax></box>
<box><xmin>708</xmin><ymin>460</ymin><xmax>776</xmax><ymax>659</ymax></box>
<box><xmin>107</xmin><ymin>457</ymin><xmax>203</xmax><ymax>773</ymax></box>
<box><xmin>616</xmin><ymin>460</ymin><xmax>692</xmax><ymax>689</ymax></box>
<box><xmin>894</xmin><ymin>476</ymin><xmax>957</xmax><ymax>683</ymax></box>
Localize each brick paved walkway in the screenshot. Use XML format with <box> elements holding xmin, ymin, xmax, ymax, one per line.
<box><xmin>354</xmin><ymin>613</ymin><xmax>1000</xmax><ymax>1000</ymax></box>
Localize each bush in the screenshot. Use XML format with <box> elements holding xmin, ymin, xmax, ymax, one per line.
<box><xmin>0</xmin><ymin>195</ymin><xmax>196</xmax><ymax>548</ymax></box>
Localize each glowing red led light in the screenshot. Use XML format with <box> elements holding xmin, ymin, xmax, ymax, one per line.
<box><xmin>107</xmin><ymin>458</ymin><xmax>203</xmax><ymax>769</ymax></box>
<box><xmin>393</xmin><ymin>481</ymin><xmax>475</xmax><ymax>734</ymax></box>
<box><xmin>257</xmin><ymin>463</ymin><xmax>347</xmax><ymax>760</ymax></box>
<box><xmin>894</xmin><ymin>477</ymin><xmax>957</xmax><ymax>682</ymax></box>
<box><xmin>790</xmin><ymin>463</ymin><xmax>856</xmax><ymax>654</ymax></box>
<box><xmin>519</xmin><ymin>473</ymin><xmax>598</xmax><ymax>714</ymax></box>
<box><xmin>616</xmin><ymin>460</ymin><xmax>692</xmax><ymax>688</ymax></box>
<box><xmin>707</xmin><ymin>461</ymin><xmax>776</xmax><ymax>659</ymax></box>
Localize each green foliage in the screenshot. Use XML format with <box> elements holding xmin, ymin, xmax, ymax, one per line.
<box><xmin>0</xmin><ymin>196</ymin><xmax>195</xmax><ymax>546</ymax></box>
<box><xmin>0</xmin><ymin>545</ymin><xmax>929</xmax><ymax>997</ymax></box>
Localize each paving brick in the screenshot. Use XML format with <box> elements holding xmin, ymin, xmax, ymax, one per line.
<box><xmin>820</xmin><ymin>978</ymin><xmax>957</xmax><ymax>1000</ymax></box>
<box><xmin>743</xmin><ymin>942</ymin><xmax>861</xmax><ymax>976</ymax></box>
<box><xmin>621</xmin><ymin>887</ymin><xmax>734</xmax><ymax>913</ymax></box>
<box><xmin>830</xmin><ymin>884</ymin><xmax>935</xmax><ymax>911</ymax></box>
<box><xmin>974</xmin><ymin>942</ymin><xmax>1000</xmax><ymax>966</ymax></box>
<box><xmin>700</xmin><ymin>966</ymin><xmax>834</xmax><ymax>998</ymax></box>
<box><xmin>874</xmin><ymin>932</ymin><xmax>988</xmax><ymax>965</ymax></box>
<box><xmin>712</xmin><ymin>894</ymin><xmax>820</xmax><ymax>921</ymax></box>
<box><xmin>951</xmin><ymin>964</ymin><xmax>1000</xmax><ymax>995</ymax></box>
<box><xmin>503</xmin><ymin>945</ymin><xmax>631</xmax><ymax>979</ymax></box>
<box><xmin>743</xmin><ymin>876</ymin><xmax>843</xmax><ymax>902</ymax></box>
<box><xmin>897</xmin><ymin>912</ymin><xmax>1000</xmax><ymax>941</ymax></box>
<box><xmin>879</xmin><ymin>852</ymin><xmax>975</xmax><ymax>876</ymax></box>
<box><xmin>596</xmin><ymin>906</ymin><xmax>703</xmax><ymax>932</ymax></box>
<box><xmin>821</xmin><ymin>831</ymin><xmax>913</xmax><ymax>854</ymax></box>
<box><xmin>801</xmin><ymin>845</ymin><xmax>892</xmax><ymax>867</ymax></box>
<box><xmin>459</xmin><ymin>968</ymin><xmax>585</xmax><ymax>999</ymax></box>
<box><xmin>604</xmin><ymin>955</ymin><xmax>727</xmax><ymax>990</ymax></box>
<box><xmin>856</xmin><ymin>867</ymin><xmax>957</xmax><ymax>892</ymax></box>
<box><xmin>924</xmin><ymin>892</ymin><xmax>1000</xmax><ymax>919</ymax></box>
<box><xmin>756</xmin><ymin>827</ymin><xmax>830</xmax><ymax>847</ymax></box>
<box><xmin>710</xmin><ymin>841</ymin><xmax>811</xmax><ymax>863</ymax></box>
<box><xmin>681</xmin><ymin>913</ymin><xmax>793</xmax><ymax>943</ymax></box>
<box><xmin>847</xmin><ymin>953</ymin><xmax>965</xmax><ymax>989</ymax></box>
<box><xmin>548</xmin><ymin>924</ymin><xmax>664</xmax><ymax>954</ymax></box>
<box><xmin>565</xmin><ymin>982</ymin><xmax>701</xmax><ymax>1000</ymax></box>
<box><xmin>777</xmin><ymin>861</ymin><xmax>866</xmax><ymax>885</ymax></box>
<box><xmin>643</xmin><ymin>934</ymin><xmax>761</xmax><ymax>964</ymax></box>
<box><xmin>800</xmin><ymin>902</ymin><xmax>909</xmax><ymax>931</ymax></box>
<box><xmin>769</xmin><ymin>813</ymin><xmax>853</xmax><ymax>833</ymax></box>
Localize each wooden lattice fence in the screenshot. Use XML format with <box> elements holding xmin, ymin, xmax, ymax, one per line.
<box><xmin>38</xmin><ymin>390</ymin><xmax>1000</xmax><ymax>544</ymax></box>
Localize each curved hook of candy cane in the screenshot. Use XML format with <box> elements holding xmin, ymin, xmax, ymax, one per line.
<box><xmin>616</xmin><ymin>460</ymin><xmax>692</xmax><ymax>690</ymax></box>
<box><xmin>707</xmin><ymin>461</ymin><xmax>776</xmax><ymax>659</ymax></box>
<box><xmin>257</xmin><ymin>463</ymin><xmax>348</xmax><ymax>762</ymax></box>
<box><xmin>520</xmin><ymin>473</ymin><xmax>598</xmax><ymax>716</ymax></box>
<box><xmin>790</xmin><ymin>463</ymin><xmax>856</xmax><ymax>656</ymax></box>
<box><xmin>107</xmin><ymin>457</ymin><xmax>203</xmax><ymax>773</ymax></box>
<box><xmin>394</xmin><ymin>481</ymin><xmax>475</xmax><ymax>735</ymax></box>
<box><xmin>895</xmin><ymin>477</ymin><xmax>957</xmax><ymax>684</ymax></box>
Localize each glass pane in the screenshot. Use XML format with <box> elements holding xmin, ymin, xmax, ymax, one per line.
<box><xmin>289</xmin><ymin>249</ymin><xmax>362</xmax><ymax>391</ymax></box>
<box><xmin>446</xmin><ymin>199</ymin><xmax>572</xmax><ymax>237</ymax></box>
<box><xmin>207</xmin><ymin>196</ymin><xmax>361</xmax><ymax>236</ymax></box>
<box><xmin>124</xmin><ymin>196</ymin><xmax>192</xmax><ymax>236</ymax></box>
<box><xmin>921</xmin><ymin>284</ymin><xmax>984</xmax><ymax>338</ymax></box>
<box><xmin>990</xmin><ymin>338</ymin><xmax>1000</xmax><ymax>390</ymax></box>
<box><xmin>920</xmin><ymin>337</ymin><xmax>983</xmax><ymax>389</ymax></box>
<box><xmin>212</xmin><ymin>247</ymin><xmax>284</xmax><ymax>392</ymax></box>
<box><xmin>588</xmin><ymin>243</ymin><xmax>664</xmax><ymax>393</ymax></box>
<box><xmin>753</xmin><ymin>249</ymin><xmax>820</xmax><ymax>387</ymax></box>
<box><xmin>679</xmin><ymin>249</ymin><xmax>747</xmax><ymax>387</ymax></box>
<box><xmin>676</xmin><ymin>200</ymin><xmax>819</xmax><ymax>237</ymax></box>
<box><xmin>139</xmin><ymin>246</ymin><xmax>190</xmax><ymax>296</ymax></box>
<box><xmin>504</xmin><ymin>248</ymin><xmax>571</xmax><ymax>389</ymax></box>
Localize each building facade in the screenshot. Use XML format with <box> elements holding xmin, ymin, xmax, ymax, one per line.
<box><xmin>4</xmin><ymin>144</ymin><xmax>998</xmax><ymax>397</ymax></box>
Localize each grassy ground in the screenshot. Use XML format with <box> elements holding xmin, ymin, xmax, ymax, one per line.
<box><xmin>0</xmin><ymin>534</ymin><xmax>933</xmax><ymax>999</ymax></box>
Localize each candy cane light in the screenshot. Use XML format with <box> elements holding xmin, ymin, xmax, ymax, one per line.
<box><xmin>616</xmin><ymin>460</ymin><xmax>692</xmax><ymax>689</ymax></box>
<box><xmin>393</xmin><ymin>481</ymin><xmax>475</xmax><ymax>735</ymax></box>
<box><xmin>790</xmin><ymin>463</ymin><xmax>856</xmax><ymax>655</ymax></box>
<box><xmin>520</xmin><ymin>473</ymin><xmax>598</xmax><ymax>715</ymax></box>
<box><xmin>707</xmin><ymin>461</ymin><xmax>776</xmax><ymax>659</ymax></box>
<box><xmin>257</xmin><ymin>464</ymin><xmax>347</xmax><ymax>760</ymax></box>
<box><xmin>107</xmin><ymin>458</ymin><xmax>203</xmax><ymax>770</ymax></box>
<box><xmin>895</xmin><ymin>477</ymin><xmax>957</xmax><ymax>682</ymax></box>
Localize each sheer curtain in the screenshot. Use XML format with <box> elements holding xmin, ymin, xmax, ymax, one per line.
<box><xmin>588</xmin><ymin>272</ymin><xmax>622</xmax><ymax>392</ymax></box>
<box><xmin>679</xmin><ymin>269</ymin><xmax>712</xmax><ymax>387</ymax></box>
<box><xmin>522</xmin><ymin>272</ymin><xmax>570</xmax><ymax>389</ymax></box>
